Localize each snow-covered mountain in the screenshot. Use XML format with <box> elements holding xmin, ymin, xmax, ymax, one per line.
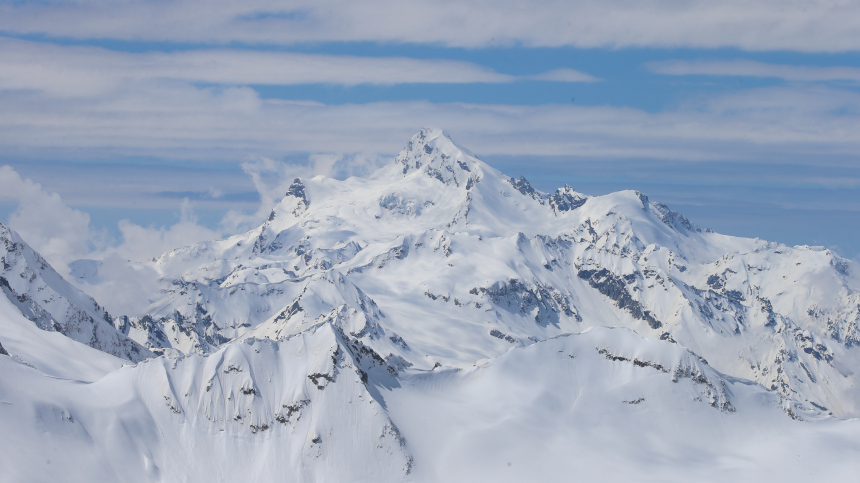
<box><xmin>0</xmin><ymin>221</ymin><xmax>150</xmax><ymax>363</ymax></box>
<box><xmin>2</xmin><ymin>128</ymin><xmax>860</xmax><ymax>482</ymax></box>
<box><xmin>119</xmin><ymin>128</ymin><xmax>859</xmax><ymax>419</ymax></box>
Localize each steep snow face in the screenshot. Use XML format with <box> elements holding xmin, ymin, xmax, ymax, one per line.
<box><xmin>0</xmin><ymin>323</ymin><xmax>413</xmax><ymax>483</ymax></box>
<box><xmin>0</xmin><ymin>221</ymin><xmax>150</xmax><ymax>362</ymax></box>
<box><xmin>0</xmin><ymin>294</ymin><xmax>125</xmax><ymax>381</ymax></box>
<box><xmin>123</xmin><ymin>128</ymin><xmax>860</xmax><ymax>418</ymax></box>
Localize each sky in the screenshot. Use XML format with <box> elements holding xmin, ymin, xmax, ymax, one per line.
<box><xmin>0</xmin><ymin>0</ymin><xmax>859</xmax><ymax>276</ymax></box>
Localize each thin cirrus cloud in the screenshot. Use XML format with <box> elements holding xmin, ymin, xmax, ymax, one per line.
<box><xmin>527</xmin><ymin>69</ymin><xmax>600</xmax><ymax>83</ymax></box>
<box><xmin>649</xmin><ymin>59</ymin><xmax>860</xmax><ymax>83</ymax></box>
<box><xmin>2</xmin><ymin>76</ymin><xmax>860</xmax><ymax>162</ymax></box>
<box><xmin>1</xmin><ymin>0</ymin><xmax>860</xmax><ymax>51</ymax></box>
<box><xmin>0</xmin><ymin>38</ymin><xmax>596</xmax><ymax>98</ymax></box>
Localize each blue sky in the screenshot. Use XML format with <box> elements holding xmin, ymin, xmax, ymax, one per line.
<box><xmin>0</xmin><ymin>0</ymin><xmax>859</xmax><ymax>269</ymax></box>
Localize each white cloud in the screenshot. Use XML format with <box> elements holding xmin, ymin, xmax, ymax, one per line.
<box><xmin>2</xmin><ymin>160</ymin><xmax>260</xmax><ymax>212</ymax></box>
<box><xmin>2</xmin><ymin>71</ymin><xmax>860</xmax><ymax>164</ymax></box>
<box><xmin>77</xmin><ymin>254</ymin><xmax>162</xmax><ymax>316</ymax></box>
<box><xmin>0</xmin><ymin>37</ymin><xmax>599</xmax><ymax>99</ymax></box>
<box><xmin>1</xmin><ymin>1</ymin><xmax>859</xmax><ymax>52</ymax></box>
<box><xmin>0</xmin><ymin>165</ymin><xmax>226</xmax><ymax>313</ymax></box>
<box><xmin>0</xmin><ymin>165</ymin><xmax>94</xmax><ymax>271</ymax></box>
<box><xmin>527</xmin><ymin>69</ymin><xmax>600</xmax><ymax>83</ymax></box>
<box><xmin>220</xmin><ymin>152</ymin><xmax>388</xmax><ymax>233</ymax></box>
<box><xmin>219</xmin><ymin>157</ymin><xmax>301</xmax><ymax>233</ymax></box>
<box><xmin>107</xmin><ymin>199</ymin><xmax>221</xmax><ymax>263</ymax></box>
<box><xmin>0</xmin><ymin>163</ymin><xmax>218</xmax><ymax>275</ymax></box>
<box><xmin>649</xmin><ymin>59</ymin><xmax>860</xmax><ymax>82</ymax></box>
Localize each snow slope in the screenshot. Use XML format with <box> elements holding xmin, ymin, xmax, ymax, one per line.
<box><xmin>0</xmin><ymin>293</ymin><xmax>125</xmax><ymax>381</ymax></box>
<box><xmin>0</xmin><ymin>323</ymin><xmax>412</xmax><ymax>483</ymax></box>
<box><xmin>388</xmin><ymin>328</ymin><xmax>860</xmax><ymax>483</ymax></box>
<box><xmin>0</xmin><ymin>221</ymin><xmax>150</xmax><ymax>362</ymax></box>
<box><xmin>1</xmin><ymin>322</ymin><xmax>858</xmax><ymax>482</ymax></box>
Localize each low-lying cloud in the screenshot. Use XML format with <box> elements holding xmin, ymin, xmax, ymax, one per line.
<box><xmin>0</xmin><ymin>165</ymin><xmax>94</xmax><ymax>266</ymax></box>
<box><xmin>0</xmin><ymin>155</ymin><xmax>363</xmax><ymax>315</ymax></box>
<box><xmin>0</xmin><ymin>165</ymin><xmax>220</xmax><ymax>269</ymax></box>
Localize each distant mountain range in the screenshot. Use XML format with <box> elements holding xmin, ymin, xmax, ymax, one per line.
<box><xmin>2</xmin><ymin>128</ymin><xmax>858</xmax><ymax>482</ymax></box>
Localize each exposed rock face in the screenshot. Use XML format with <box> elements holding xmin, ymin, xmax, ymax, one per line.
<box><xmin>286</xmin><ymin>178</ymin><xmax>309</xmax><ymax>216</ymax></box>
<box><xmin>578</xmin><ymin>268</ymin><xmax>662</xmax><ymax>329</ymax></box>
<box><xmin>550</xmin><ymin>184</ymin><xmax>588</xmax><ymax>213</ymax></box>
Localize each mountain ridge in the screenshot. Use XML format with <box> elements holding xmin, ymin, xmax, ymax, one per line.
<box><xmin>0</xmin><ymin>220</ymin><xmax>151</xmax><ymax>363</ymax></box>
<box><xmin>2</xmin><ymin>128</ymin><xmax>860</xmax><ymax>482</ymax></box>
<box><xmin>98</xmin><ymin>127</ymin><xmax>860</xmax><ymax>418</ymax></box>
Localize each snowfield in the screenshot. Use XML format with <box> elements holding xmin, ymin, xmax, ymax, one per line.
<box><xmin>1</xmin><ymin>128</ymin><xmax>859</xmax><ymax>482</ymax></box>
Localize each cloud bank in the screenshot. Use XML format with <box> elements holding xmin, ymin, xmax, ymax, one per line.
<box><xmin>0</xmin><ymin>37</ymin><xmax>596</xmax><ymax>98</ymax></box>
<box><xmin>0</xmin><ymin>153</ymin><xmax>382</xmax><ymax>314</ymax></box>
<box><xmin>0</xmin><ymin>166</ymin><xmax>221</xmax><ymax>268</ymax></box>
<box><xmin>0</xmin><ymin>166</ymin><xmax>93</xmax><ymax>266</ymax></box>
<box><xmin>2</xmin><ymin>76</ymin><xmax>859</xmax><ymax>163</ymax></box>
<box><xmin>2</xmin><ymin>0</ymin><xmax>860</xmax><ymax>51</ymax></box>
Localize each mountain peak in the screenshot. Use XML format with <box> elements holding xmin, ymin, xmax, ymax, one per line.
<box><xmin>395</xmin><ymin>128</ymin><xmax>482</xmax><ymax>188</ymax></box>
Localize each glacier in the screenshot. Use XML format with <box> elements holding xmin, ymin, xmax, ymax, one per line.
<box><xmin>1</xmin><ymin>128</ymin><xmax>859</xmax><ymax>482</ymax></box>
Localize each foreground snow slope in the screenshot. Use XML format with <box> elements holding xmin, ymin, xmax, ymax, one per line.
<box><xmin>389</xmin><ymin>327</ymin><xmax>860</xmax><ymax>483</ymax></box>
<box><xmin>1</xmin><ymin>323</ymin><xmax>858</xmax><ymax>483</ymax></box>
<box><xmin>0</xmin><ymin>323</ymin><xmax>412</xmax><ymax>483</ymax></box>
<box><xmin>114</xmin><ymin>128</ymin><xmax>860</xmax><ymax>418</ymax></box>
